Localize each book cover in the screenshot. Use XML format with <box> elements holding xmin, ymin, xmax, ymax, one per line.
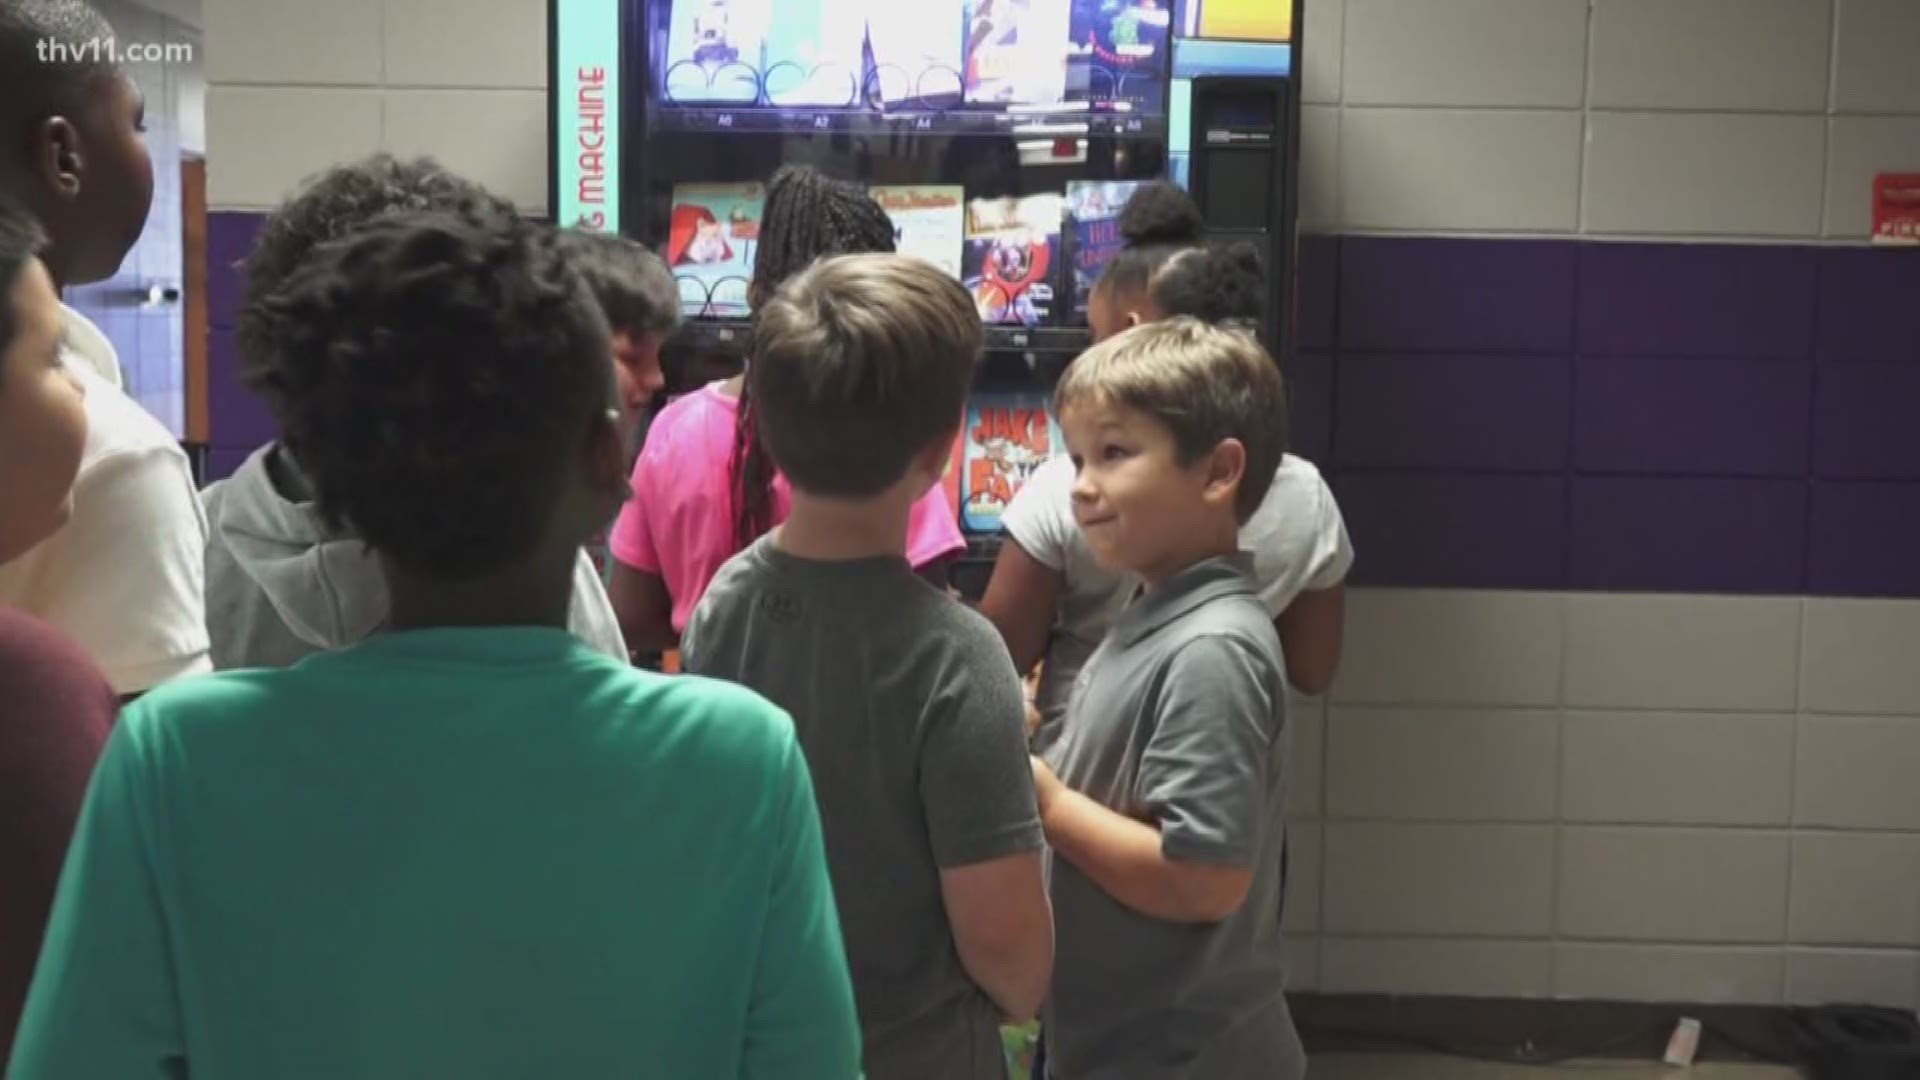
<box><xmin>963</xmin><ymin>0</ymin><xmax>1074</xmax><ymax>106</ymax></box>
<box><xmin>872</xmin><ymin>185</ymin><xmax>967</xmax><ymax>280</ymax></box>
<box><xmin>962</xmin><ymin>193</ymin><xmax>1063</xmax><ymax>326</ymax></box>
<box><xmin>665</xmin><ymin>181</ymin><xmax>764</xmax><ymax>319</ymax></box>
<box><xmin>1064</xmin><ymin>179</ymin><xmax>1148</xmax><ymax>316</ymax></box>
<box><xmin>960</xmin><ymin>392</ymin><xmax>1067</xmax><ymax>533</ymax></box>
<box><xmin>660</xmin><ymin>0</ymin><xmax>771</xmax><ymax>104</ymax></box>
<box><xmin>1067</xmin><ymin>0</ymin><xmax>1171</xmax><ymax>112</ymax></box>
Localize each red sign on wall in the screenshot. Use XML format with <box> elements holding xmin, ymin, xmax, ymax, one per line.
<box><xmin>1873</xmin><ymin>173</ymin><xmax>1920</xmax><ymax>246</ymax></box>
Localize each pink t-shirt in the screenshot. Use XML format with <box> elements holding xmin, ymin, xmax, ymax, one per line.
<box><xmin>610</xmin><ymin>382</ymin><xmax>968</xmax><ymax>632</ymax></box>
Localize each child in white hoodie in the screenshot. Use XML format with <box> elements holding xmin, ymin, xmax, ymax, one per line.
<box><xmin>201</xmin><ymin>155</ymin><xmax>645</xmax><ymax>668</ymax></box>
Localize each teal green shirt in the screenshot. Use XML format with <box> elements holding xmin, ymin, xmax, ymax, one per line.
<box><xmin>11</xmin><ymin>627</ymin><xmax>861</xmax><ymax>1079</ymax></box>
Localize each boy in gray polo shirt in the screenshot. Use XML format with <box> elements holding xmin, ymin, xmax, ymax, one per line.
<box><xmin>1030</xmin><ymin>318</ymin><xmax>1305</xmax><ymax>1079</ymax></box>
<box><xmin>684</xmin><ymin>254</ymin><xmax>1052</xmax><ymax>1080</ymax></box>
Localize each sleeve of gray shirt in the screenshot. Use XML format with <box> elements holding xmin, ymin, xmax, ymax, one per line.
<box><xmin>1135</xmin><ymin>634</ymin><xmax>1282</xmax><ymax>866</ymax></box>
<box><xmin>920</xmin><ymin>620</ymin><xmax>1046</xmax><ymax>868</ymax></box>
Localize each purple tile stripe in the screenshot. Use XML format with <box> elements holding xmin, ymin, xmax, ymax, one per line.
<box><xmin>1317</xmin><ymin>235</ymin><xmax>1920</xmax><ymax>598</ymax></box>
<box><xmin>203</xmin><ymin>212</ymin><xmax>277</xmax><ymax>480</ymax></box>
<box><xmin>197</xmin><ymin>215</ymin><xmax>1920</xmax><ymax>597</ymax></box>
<box><xmin>1569</xmin><ymin>478</ymin><xmax>1808</xmax><ymax>595</ymax></box>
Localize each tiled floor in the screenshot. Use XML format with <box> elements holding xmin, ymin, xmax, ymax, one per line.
<box><xmin>1311</xmin><ymin>1053</ymin><xmax>1804</xmax><ymax>1079</ymax></box>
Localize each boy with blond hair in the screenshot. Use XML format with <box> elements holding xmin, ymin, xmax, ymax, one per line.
<box><xmin>1030</xmin><ymin>318</ymin><xmax>1304</xmax><ymax>1078</ymax></box>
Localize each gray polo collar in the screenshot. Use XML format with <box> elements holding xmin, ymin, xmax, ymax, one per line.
<box><xmin>1109</xmin><ymin>554</ymin><xmax>1259</xmax><ymax>649</ymax></box>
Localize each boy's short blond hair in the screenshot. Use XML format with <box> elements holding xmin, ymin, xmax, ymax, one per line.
<box><xmin>750</xmin><ymin>253</ymin><xmax>983</xmax><ymax>498</ymax></box>
<box><xmin>1055</xmin><ymin>317</ymin><xmax>1288</xmax><ymax>523</ymax></box>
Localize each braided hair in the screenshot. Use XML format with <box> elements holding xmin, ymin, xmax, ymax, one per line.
<box><xmin>731</xmin><ymin>165</ymin><xmax>896</xmax><ymax>552</ymax></box>
<box><xmin>1096</xmin><ymin>180</ymin><xmax>1266</xmax><ymax>330</ymax></box>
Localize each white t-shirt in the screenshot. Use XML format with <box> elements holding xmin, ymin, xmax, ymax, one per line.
<box><xmin>1003</xmin><ymin>453</ymin><xmax>1353</xmax><ymax>730</ymax></box>
<box><xmin>0</xmin><ymin>307</ymin><xmax>210</xmax><ymax>694</ymax></box>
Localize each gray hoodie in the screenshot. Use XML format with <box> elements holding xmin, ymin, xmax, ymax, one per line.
<box><xmin>202</xmin><ymin>443</ymin><xmax>628</xmax><ymax>670</ymax></box>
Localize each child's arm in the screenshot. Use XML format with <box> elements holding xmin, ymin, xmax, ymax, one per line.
<box><xmin>979</xmin><ymin>539</ymin><xmax>1063</xmax><ymax>674</ymax></box>
<box><xmin>1031</xmin><ymin>760</ymin><xmax>1253</xmax><ymax>924</ymax></box>
<box><xmin>941</xmin><ymin>852</ymin><xmax>1053</xmax><ymax>1021</ymax></box>
<box><xmin>742</xmin><ymin>734</ymin><xmax>865</xmax><ymax>1080</ymax></box>
<box><xmin>926</xmin><ymin>628</ymin><xmax>1054</xmax><ymax>1022</ymax></box>
<box><xmin>8</xmin><ymin>714</ymin><xmax>186</xmax><ymax>1078</ymax></box>
<box><xmin>608</xmin><ymin>561</ymin><xmax>679</xmax><ymax>656</ymax></box>
<box><xmin>1275</xmin><ymin>583</ymin><xmax>1345</xmax><ymax>696</ymax></box>
<box><xmin>1034</xmin><ymin>634</ymin><xmax>1279</xmax><ymax>925</ymax></box>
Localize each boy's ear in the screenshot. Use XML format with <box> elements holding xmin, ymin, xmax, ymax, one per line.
<box><xmin>35</xmin><ymin>117</ymin><xmax>85</xmax><ymax>197</ymax></box>
<box><xmin>1201</xmin><ymin>438</ymin><xmax>1248</xmax><ymax>511</ymax></box>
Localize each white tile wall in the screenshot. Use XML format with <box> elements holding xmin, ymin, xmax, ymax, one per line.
<box><xmin>1324</xmin><ymin>823</ymin><xmax>1556</xmax><ymax>936</ymax></box>
<box><xmin>1299</xmin><ymin>106</ymin><xmax>1341</xmax><ymax>232</ymax></box>
<box><xmin>1564</xmin><ymin>595</ymin><xmax>1801</xmax><ymax>713</ymax></box>
<box><xmin>1588</xmin><ymin>0</ymin><xmax>1832</xmax><ymax>113</ymax></box>
<box><xmin>383</xmin><ymin>90</ymin><xmax>548</xmax><ymax>212</ymax></box>
<box><xmin>1302</xmin><ymin>0</ymin><xmax>1345</xmax><ymax>106</ymax></box>
<box><xmin>1825</xmin><ymin>117</ymin><xmax>1920</xmax><ymax>238</ymax></box>
<box><xmin>1291</xmin><ymin>696</ymin><xmax>1327</xmax><ymax>820</ymax></box>
<box><xmin>1553</xmin><ymin>944</ymin><xmax>1785</xmax><ymax>1004</ymax></box>
<box><xmin>1557</xmin><ymin>828</ymin><xmax>1791</xmax><ymax>944</ymax></box>
<box><xmin>1796</xmin><ymin>716</ymin><xmax>1920</xmax><ymax>830</ymax></box>
<box><xmin>1833</xmin><ymin>0</ymin><xmax>1920</xmax><ymax>114</ymax></box>
<box><xmin>1790</xmin><ymin>833</ymin><xmax>1920</xmax><ymax>947</ymax></box>
<box><xmin>1560</xmin><ymin>712</ymin><xmax>1795</xmax><ymax>826</ymax></box>
<box><xmin>384</xmin><ymin>0</ymin><xmax>547</xmax><ymax>90</ymax></box>
<box><xmin>1321</xmin><ymin>937</ymin><xmax>1554</xmax><ymax>997</ymax></box>
<box><xmin>1286</xmin><ymin>823</ymin><xmax>1324</xmax><ymax>933</ymax></box>
<box><xmin>1327</xmin><ymin>707</ymin><xmax>1558</xmax><ymax>821</ymax></box>
<box><xmin>206</xmin><ymin>87</ymin><xmax>383</xmax><ymax>208</ymax></box>
<box><xmin>1343</xmin><ymin>0</ymin><xmax>1588</xmax><ymax>109</ymax></box>
<box><xmin>1336</xmin><ymin>591</ymin><xmax>1564</xmax><ymax>707</ymax></box>
<box><xmin>1341</xmin><ymin>109</ymin><xmax>1584</xmax><ymax>233</ymax></box>
<box><xmin>1788</xmin><ymin>950</ymin><xmax>1920</xmax><ymax>1010</ymax></box>
<box><xmin>205</xmin><ymin>0</ymin><xmax>383</xmax><ymax>85</ymax></box>
<box><xmin>1805</xmin><ymin>601</ymin><xmax>1920</xmax><ymax>716</ymax></box>
<box><xmin>1303</xmin><ymin>0</ymin><xmax>1920</xmax><ymax>239</ymax></box>
<box><xmin>1583</xmin><ymin>113</ymin><xmax>1827</xmax><ymax>237</ymax></box>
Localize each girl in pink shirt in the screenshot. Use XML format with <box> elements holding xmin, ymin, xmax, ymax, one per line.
<box><xmin>609</xmin><ymin>167</ymin><xmax>966</xmax><ymax>653</ymax></box>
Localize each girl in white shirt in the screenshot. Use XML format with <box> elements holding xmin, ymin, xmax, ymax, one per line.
<box><xmin>981</xmin><ymin>182</ymin><xmax>1353</xmax><ymax>750</ymax></box>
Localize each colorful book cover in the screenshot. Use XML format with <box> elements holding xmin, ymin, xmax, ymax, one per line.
<box><xmin>1067</xmin><ymin>0</ymin><xmax>1172</xmax><ymax>112</ymax></box>
<box><xmin>665</xmin><ymin>182</ymin><xmax>764</xmax><ymax>319</ymax></box>
<box><xmin>961</xmin><ymin>392</ymin><xmax>1067</xmax><ymax>533</ymax></box>
<box><xmin>963</xmin><ymin>0</ymin><xmax>1074</xmax><ymax>106</ymax></box>
<box><xmin>872</xmin><ymin>185</ymin><xmax>967</xmax><ymax>280</ymax></box>
<box><xmin>1064</xmin><ymin>179</ymin><xmax>1148</xmax><ymax>316</ymax></box>
<box><xmin>962</xmin><ymin>193</ymin><xmax>1063</xmax><ymax>326</ymax></box>
<box><xmin>660</xmin><ymin>0</ymin><xmax>772</xmax><ymax>104</ymax></box>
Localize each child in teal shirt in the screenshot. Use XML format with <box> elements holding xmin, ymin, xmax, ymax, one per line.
<box><xmin>11</xmin><ymin>201</ymin><xmax>861</xmax><ymax>1078</ymax></box>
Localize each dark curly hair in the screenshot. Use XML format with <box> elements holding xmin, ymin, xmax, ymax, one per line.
<box><xmin>731</xmin><ymin>165</ymin><xmax>897</xmax><ymax>553</ymax></box>
<box><xmin>0</xmin><ymin>193</ymin><xmax>49</xmax><ymax>363</ymax></box>
<box><xmin>236</xmin><ymin>154</ymin><xmax>514</xmax><ymax>390</ymax></box>
<box><xmin>1096</xmin><ymin>181</ymin><xmax>1265</xmax><ymax>330</ymax></box>
<box><xmin>551</xmin><ymin>228</ymin><xmax>680</xmax><ymax>340</ymax></box>
<box><xmin>244</xmin><ymin>205</ymin><xmax>613</xmax><ymax>579</ymax></box>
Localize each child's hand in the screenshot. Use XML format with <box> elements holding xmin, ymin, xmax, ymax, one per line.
<box><xmin>1030</xmin><ymin>756</ymin><xmax>1065</xmax><ymax>816</ymax></box>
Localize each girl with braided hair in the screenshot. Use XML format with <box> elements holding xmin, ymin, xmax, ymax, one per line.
<box><xmin>609</xmin><ymin>165</ymin><xmax>967</xmax><ymax>656</ymax></box>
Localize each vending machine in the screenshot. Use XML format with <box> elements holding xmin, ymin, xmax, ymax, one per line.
<box><xmin>549</xmin><ymin>0</ymin><xmax>1302</xmax><ymax>599</ymax></box>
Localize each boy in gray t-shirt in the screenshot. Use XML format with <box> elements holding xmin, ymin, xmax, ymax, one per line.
<box><xmin>683</xmin><ymin>254</ymin><xmax>1051</xmax><ymax>1080</ymax></box>
<box><xmin>1030</xmin><ymin>319</ymin><xmax>1305</xmax><ymax>1080</ymax></box>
